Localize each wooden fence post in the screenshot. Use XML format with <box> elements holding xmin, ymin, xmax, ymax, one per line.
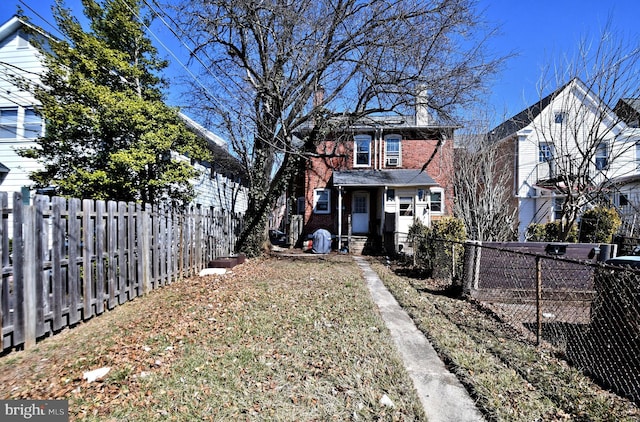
<box><xmin>140</xmin><ymin>203</ymin><xmax>151</xmax><ymax>294</ymax></box>
<box><xmin>23</xmin><ymin>199</ymin><xmax>36</xmax><ymax>349</ymax></box>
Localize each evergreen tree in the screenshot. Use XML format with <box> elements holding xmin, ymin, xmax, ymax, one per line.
<box><xmin>19</xmin><ymin>0</ymin><xmax>210</xmax><ymax>205</ymax></box>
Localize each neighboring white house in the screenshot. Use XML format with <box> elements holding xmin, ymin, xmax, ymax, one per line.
<box><xmin>0</xmin><ymin>15</ymin><xmax>247</xmax><ymax>213</ymax></box>
<box><xmin>488</xmin><ymin>78</ymin><xmax>640</xmax><ymax>240</ymax></box>
<box><xmin>0</xmin><ymin>16</ymin><xmax>45</xmax><ymax>198</ymax></box>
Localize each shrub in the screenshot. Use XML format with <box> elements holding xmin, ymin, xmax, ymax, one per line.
<box><xmin>408</xmin><ymin>217</ymin><xmax>466</xmax><ymax>280</ymax></box>
<box><xmin>525</xmin><ymin>221</ymin><xmax>577</xmax><ymax>242</ymax></box>
<box><xmin>579</xmin><ymin>206</ymin><xmax>621</xmax><ymax>243</ymax></box>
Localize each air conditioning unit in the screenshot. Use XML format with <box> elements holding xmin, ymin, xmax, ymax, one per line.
<box><xmin>386</xmin><ymin>157</ymin><xmax>399</xmax><ymax>167</ymax></box>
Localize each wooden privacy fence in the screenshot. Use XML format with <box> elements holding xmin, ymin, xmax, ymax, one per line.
<box><xmin>0</xmin><ymin>191</ymin><xmax>243</xmax><ymax>352</ymax></box>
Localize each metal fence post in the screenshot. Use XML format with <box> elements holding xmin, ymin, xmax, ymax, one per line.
<box><xmin>462</xmin><ymin>240</ymin><xmax>481</xmax><ymax>295</ymax></box>
<box><xmin>535</xmin><ymin>255</ymin><xmax>542</xmax><ymax>346</ymax></box>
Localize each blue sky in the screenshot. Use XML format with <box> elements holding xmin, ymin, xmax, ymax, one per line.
<box><xmin>1</xmin><ymin>0</ymin><xmax>638</xmax><ymax>126</ymax></box>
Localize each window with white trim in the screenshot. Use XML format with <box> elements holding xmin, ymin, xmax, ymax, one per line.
<box><xmin>313</xmin><ymin>189</ymin><xmax>331</xmax><ymax>214</ymax></box>
<box><xmin>24</xmin><ymin>107</ymin><xmax>43</xmax><ymax>139</ymax></box>
<box><xmin>595</xmin><ymin>142</ymin><xmax>608</xmax><ymax>170</ymax></box>
<box><xmin>553</xmin><ymin>197</ymin><xmax>564</xmax><ymax>221</ymax></box>
<box><xmin>429</xmin><ymin>189</ymin><xmax>443</xmax><ymax>213</ymax></box>
<box><xmin>385</xmin><ymin>135</ymin><xmax>401</xmax><ymax>167</ymax></box>
<box><xmin>354</xmin><ymin>135</ymin><xmax>371</xmax><ymax>167</ymax></box>
<box><xmin>386</xmin><ymin>188</ymin><xmax>395</xmax><ymax>201</ymax></box>
<box><xmin>399</xmin><ymin>196</ymin><xmax>413</xmax><ymax>216</ymax></box>
<box><xmin>539</xmin><ymin>142</ymin><xmax>554</xmax><ymax>163</ymax></box>
<box><xmin>0</xmin><ymin>107</ymin><xmax>18</xmax><ymax>139</ymax></box>
<box><xmin>554</xmin><ymin>111</ymin><xmax>567</xmax><ymax>124</ymax></box>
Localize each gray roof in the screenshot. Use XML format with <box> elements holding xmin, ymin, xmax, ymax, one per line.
<box><xmin>488</xmin><ymin>79</ymin><xmax>573</xmax><ymax>142</ymax></box>
<box><xmin>333</xmin><ymin>169</ymin><xmax>438</xmax><ymax>187</ymax></box>
<box><xmin>0</xmin><ymin>162</ymin><xmax>9</xmax><ymax>173</ymax></box>
<box><xmin>619</xmin><ymin>98</ymin><xmax>640</xmax><ymax>113</ymax></box>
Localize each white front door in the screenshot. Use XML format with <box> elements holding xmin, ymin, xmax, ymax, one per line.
<box><xmin>352</xmin><ymin>192</ymin><xmax>369</xmax><ymax>234</ymax></box>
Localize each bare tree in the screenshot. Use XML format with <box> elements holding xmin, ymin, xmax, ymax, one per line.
<box><xmin>524</xmin><ymin>21</ymin><xmax>640</xmax><ymax>241</ymax></box>
<box><xmin>455</xmin><ymin>117</ymin><xmax>517</xmax><ymax>241</ymax></box>
<box><xmin>159</xmin><ymin>0</ymin><xmax>504</xmax><ymax>255</ymax></box>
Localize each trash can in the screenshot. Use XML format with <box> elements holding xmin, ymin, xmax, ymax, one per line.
<box><xmin>312</xmin><ymin>229</ymin><xmax>331</xmax><ymax>254</ymax></box>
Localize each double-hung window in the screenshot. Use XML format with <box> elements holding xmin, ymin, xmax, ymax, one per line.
<box><xmin>354</xmin><ymin>135</ymin><xmax>371</xmax><ymax>167</ymax></box>
<box><xmin>0</xmin><ymin>107</ymin><xmax>18</xmax><ymax>139</ymax></box>
<box><xmin>539</xmin><ymin>142</ymin><xmax>555</xmax><ymax>177</ymax></box>
<box><xmin>24</xmin><ymin>107</ymin><xmax>43</xmax><ymax>139</ymax></box>
<box><xmin>595</xmin><ymin>142</ymin><xmax>608</xmax><ymax>170</ymax></box>
<box><xmin>385</xmin><ymin>135</ymin><xmax>401</xmax><ymax>167</ymax></box>
<box><xmin>429</xmin><ymin>189</ymin><xmax>443</xmax><ymax>213</ymax></box>
<box><xmin>553</xmin><ymin>197</ymin><xmax>564</xmax><ymax>221</ymax></box>
<box><xmin>313</xmin><ymin>188</ymin><xmax>330</xmax><ymax>214</ymax></box>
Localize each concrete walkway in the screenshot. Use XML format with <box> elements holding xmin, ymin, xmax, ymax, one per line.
<box><xmin>353</xmin><ymin>256</ymin><xmax>485</xmax><ymax>422</ymax></box>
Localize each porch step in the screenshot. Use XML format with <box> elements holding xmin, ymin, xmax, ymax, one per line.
<box><xmin>348</xmin><ymin>235</ymin><xmax>381</xmax><ymax>255</ymax></box>
<box><xmin>349</xmin><ymin>236</ymin><xmax>367</xmax><ymax>255</ymax></box>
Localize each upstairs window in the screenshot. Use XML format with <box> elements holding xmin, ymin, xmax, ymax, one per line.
<box><xmin>385</xmin><ymin>135</ymin><xmax>401</xmax><ymax>166</ymax></box>
<box><xmin>354</xmin><ymin>135</ymin><xmax>371</xmax><ymax>167</ymax></box>
<box><xmin>539</xmin><ymin>142</ymin><xmax>554</xmax><ymax>162</ymax></box>
<box><xmin>595</xmin><ymin>142</ymin><xmax>608</xmax><ymax>170</ymax></box>
<box><xmin>313</xmin><ymin>188</ymin><xmax>330</xmax><ymax>214</ymax></box>
<box><xmin>0</xmin><ymin>107</ymin><xmax>18</xmax><ymax>139</ymax></box>
<box><xmin>24</xmin><ymin>108</ymin><xmax>43</xmax><ymax>139</ymax></box>
<box><xmin>554</xmin><ymin>111</ymin><xmax>567</xmax><ymax>124</ymax></box>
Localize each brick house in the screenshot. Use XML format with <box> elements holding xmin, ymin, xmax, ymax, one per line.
<box><xmin>293</xmin><ymin>98</ymin><xmax>456</xmax><ymax>254</ymax></box>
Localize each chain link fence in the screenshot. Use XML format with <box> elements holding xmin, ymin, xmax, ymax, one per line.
<box><xmin>455</xmin><ymin>240</ymin><xmax>639</xmax><ymax>404</ymax></box>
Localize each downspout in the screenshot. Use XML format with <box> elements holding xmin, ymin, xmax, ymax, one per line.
<box><xmin>378</xmin><ymin>128</ymin><xmax>384</xmax><ymax>169</ymax></box>
<box><xmin>380</xmin><ymin>186</ymin><xmax>386</xmax><ymax>237</ymax></box>
<box><xmin>337</xmin><ymin>186</ymin><xmax>343</xmax><ymax>249</ymax></box>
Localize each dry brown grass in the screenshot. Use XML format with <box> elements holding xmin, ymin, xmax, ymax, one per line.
<box><xmin>370</xmin><ymin>258</ymin><xmax>640</xmax><ymax>421</ymax></box>
<box><xmin>0</xmin><ymin>255</ymin><xmax>425</xmax><ymax>421</ymax></box>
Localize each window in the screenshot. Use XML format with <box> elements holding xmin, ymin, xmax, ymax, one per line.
<box><xmin>386</xmin><ymin>188</ymin><xmax>395</xmax><ymax>201</ymax></box>
<box><xmin>636</xmin><ymin>142</ymin><xmax>640</xmax><ymax>170</ymax></box>
<box><xmin>385</xmin><ymin>135</ymin><xmax>401</xmax><ymax>166</ymax></box>
<box><xmin>0</xmin><ymin>107</ymin><xmax>18</xmax><ymax>139</ymax></box>
<box><xmin>595</xmin><ymin>142</ymin><xmax>608</xmax><ymax>170</ymax></box>
<box><xmin>296</xmin><ymin>197</ymin><xmax>305</xmax><ymax>215</ymax></box>
<box><xmin>23</xmin><ymin>108</ymin><xmax>43</xmax><ymax>138</ymax></box>
<box><xmin>539</xmin><ymin>142</ymin><xmax>554</xmax><ymax>162</ymax></box>
<box><xmin>354</xmin><ymin>195</ymin><xmax>367</xmax><ymax>214</ymax></box>
<box><xmin>553</xmin><ymin>197</ymin><xmax>564</xmax><ymax>221</ymax></box>
<box><xmin>354</xmin><ymin>135</ymin><xmax>371</xmax><ymax>166</ymax></box>
<box><xmin>313</xmin><ymin>189</ymin><xmax>330</xmax><ymax>214</ymax></box>
<box><xmin>429</xmin><ymin>190</ymin><xmax>443</xmax><ymax>213</ymax></box>
<box><xmin>399</xmin><ymin>196</ymin><xmax>413</xmax><ymax>216</ymax></box>
<box><xmin>554</xmin><ymin>111</ymin><xmax>566</xmax><ymax>124</ymax></box>
<box><xmin>619</xmin><ymin>193</ymin><xmax>629</xmax><ymax>207</ymax></box>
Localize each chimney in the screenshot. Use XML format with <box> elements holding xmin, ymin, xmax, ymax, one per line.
<box><xmin>415</xmin><ymin>86</ymin><xmax>431</xmax><ymax>126</ymax></box>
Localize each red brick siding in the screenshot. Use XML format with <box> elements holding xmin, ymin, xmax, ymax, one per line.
<box><xmin>302</xmin><ymin>134</ymin><xmax>455</xmax><ymax>234</ymax></box>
